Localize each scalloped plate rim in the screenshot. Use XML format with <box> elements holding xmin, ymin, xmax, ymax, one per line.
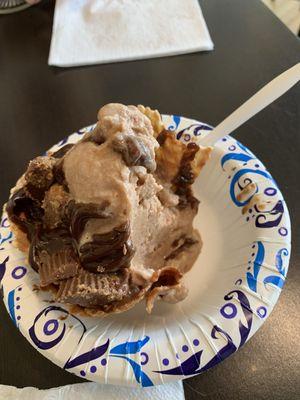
<box><xmin>0</xmin><ymin>114</ymin><xmax>291</xmax><ymax>387</ymax></box>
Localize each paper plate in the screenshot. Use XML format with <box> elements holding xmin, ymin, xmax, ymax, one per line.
<box><xmin>0</xmin><ymin>115</ymin><xmax>291</xmax><ymax>387</ymax></box>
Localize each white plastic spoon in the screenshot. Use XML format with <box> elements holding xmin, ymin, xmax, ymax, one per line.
<box><xmin>200</xmin><ymin>63</ymin><xmax>300</xmax><ymax>147</ymax></box>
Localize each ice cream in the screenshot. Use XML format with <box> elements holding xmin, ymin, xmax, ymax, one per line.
<box><xmin>6</xmin><ymin>104</ymin><xmax>211</xmax><ymax>316</ymax></box>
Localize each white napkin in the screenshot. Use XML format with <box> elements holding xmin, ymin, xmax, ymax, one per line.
<box><xmin>48</xmin><ymin>0</ymin><xmax>213</xmax><ymax>67</ymax></box>
<box><xmin>0</xmin><ymin>381</ymin><xmax>184</xmax><ymax>400</ymax></box>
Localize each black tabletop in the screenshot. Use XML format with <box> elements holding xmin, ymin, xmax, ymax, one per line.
<box><xmin>0</xmin><ymin>0</ymin><xmax>299</xmax><ymax>399</ymax></box>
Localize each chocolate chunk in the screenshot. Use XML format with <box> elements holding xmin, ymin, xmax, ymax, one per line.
<box><xmin>56</xmin><ymin>269</ymin><xmax>135</xmax><ymax>307</ymax></box>
<box><xmin>6</xmin><ymin>188</ymin><xmax>44</xmax><ymax>237</ymax></box>
<box><xmin>42</xmin><ymin>184</ymin><xmax>70</xmax><ymax>229</ymax></box>
<box><xmin>112</xmin><ymin>134</ymin><xmax>156</xmax><ymax>172</ymax></box>
<box><xmin>32</xmin><ymin>227</ymin><xmax>80</xmax><ymax>286</ymax></box>
<box><xmin>25</xmin><ymin>157</ymin><xmax>55</xmax><ymax>201</ymax></box>
<box><xmin>66</xmin><ymin>200</ymin><xmax>111</xmax><ymax>241</ymax></box>
<box><xmin>51</xmin><ymin>144</ymin><xmax>74</xmax><ymax>159</ymax></box>
<box><xmin>79</xmin><ymin>223</ymin><xmax>135</xmax><ymax>273</ymax></box>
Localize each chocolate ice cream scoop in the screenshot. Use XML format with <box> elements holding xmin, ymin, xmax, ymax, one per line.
<box><xmin>6</xmin><ymin>103</ymin><xmax>211</xmax><ymax>316</ymax></box>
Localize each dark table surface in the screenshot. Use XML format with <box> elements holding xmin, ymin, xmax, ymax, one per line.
<box><xmin>0</xmin><ymin>0</ymin><xmax>299</xmax><ymax>399</ymax></box>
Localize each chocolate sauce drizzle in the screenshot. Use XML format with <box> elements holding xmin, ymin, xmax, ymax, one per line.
<box><xmin>6</xmin><ymin>188</ymin><xmax>44</xmax><ymax>237</ymax></box>
<box><xmin>66</xmin><ymin>200</ymin><xmax>111</xmax><ymax>241</ymax></box>
<box><xmin>173</xmin><ymin>142</ymin><xmax>200</xmax><ymax>210</ymax></box>
<box><xmin>79</xmin><ymin>223</ymin><xmax>135</xmax><ymax>273</ymax></box>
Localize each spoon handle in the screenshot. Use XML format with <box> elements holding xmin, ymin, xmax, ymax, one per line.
<box><xmin>200</xmin><ymin>63</ymin><xmax>300</xmax><ymax>147</ymax></box>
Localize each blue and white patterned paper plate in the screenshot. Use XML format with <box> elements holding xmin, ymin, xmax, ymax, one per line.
<box><xmin>0</xmin><ymin>115</ymin><xmax>291</xmax><ymax>387</ymax></box>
